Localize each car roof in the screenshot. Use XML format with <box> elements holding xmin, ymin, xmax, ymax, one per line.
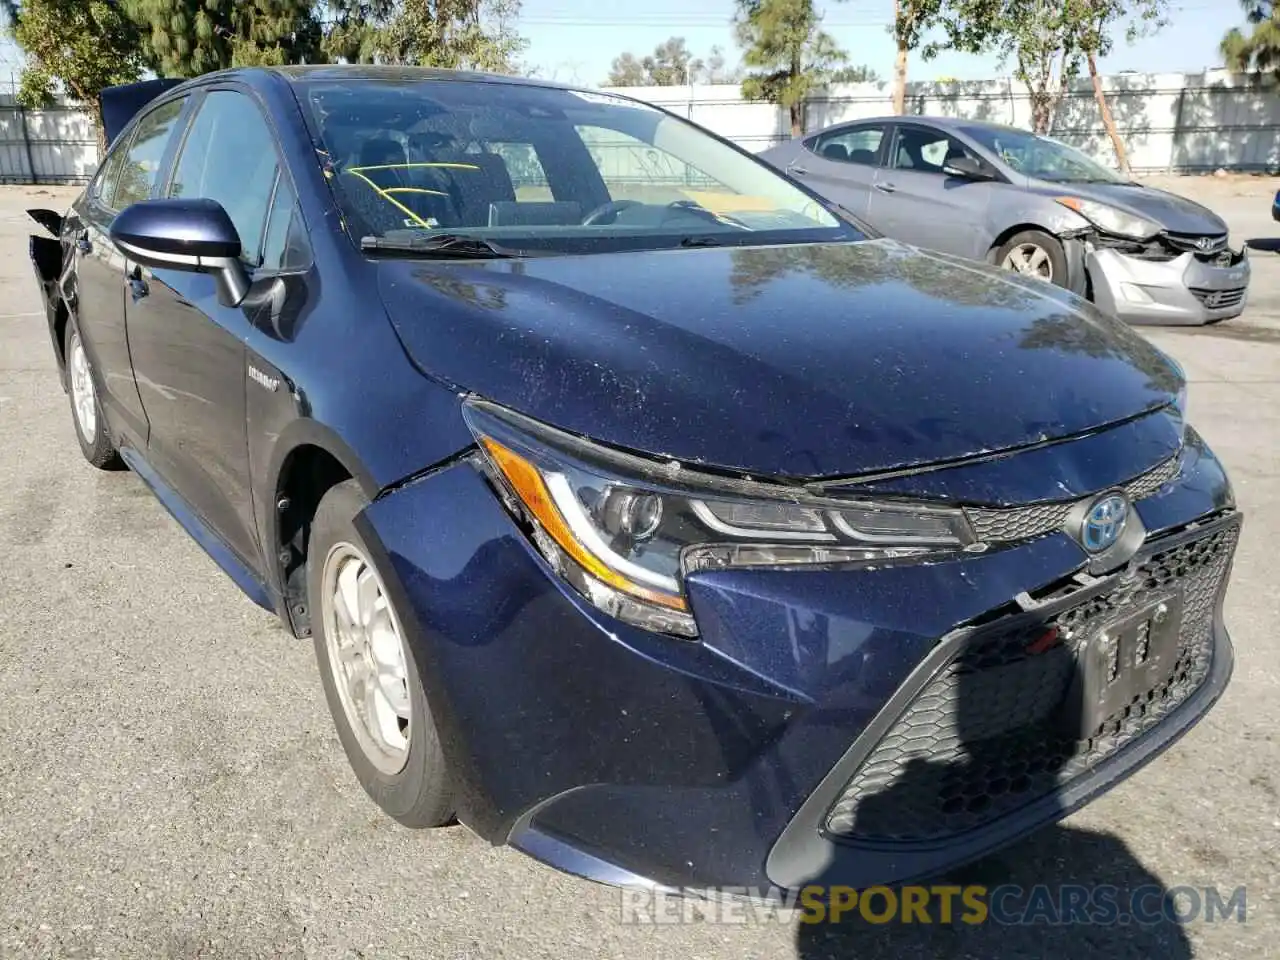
<box><xmin>267</xmin><ymin>63</ymin><xmax>580</xmax><ymax>93</ymax></box>
<box><xmin>820</xmin><ymin>115</ymin><xmax>1018</xmax><ymax>134</ymax></box>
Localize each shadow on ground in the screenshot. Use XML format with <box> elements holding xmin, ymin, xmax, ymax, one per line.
<box><xmin>795</xmin><ymin>824</ymin><xmax>1193</xmax><ymax>959</ymax></box>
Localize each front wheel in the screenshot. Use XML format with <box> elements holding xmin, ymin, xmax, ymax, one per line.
<box><xmin>307</xmin><ymin>479</ymin><xmax>456</xmax><ymax>827</ymax></box>
<box><xmin>995</xmin><ymin>229</ymin><xmax>1068</xmax><ymax>287</ymax></box>
<box><xmin>64</xmin><ymin>320</ymin><xmax>123</xmax><ymax>469</ymax></box>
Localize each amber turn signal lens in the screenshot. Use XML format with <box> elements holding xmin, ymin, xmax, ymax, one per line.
<box><xmin>479</xmin><ymin>437</ymin><xmax>689</xmax><ymax>611</ymax></box>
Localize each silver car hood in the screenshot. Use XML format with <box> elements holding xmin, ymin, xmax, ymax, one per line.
<box><xmin>1025</xmin><ymin>180</ymin><xmax>1228</xmax><ymax>236</ymax></box>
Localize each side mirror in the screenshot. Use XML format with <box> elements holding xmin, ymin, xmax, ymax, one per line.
<box><xmin>942</xmin><ymin>155</ymin><xmax>992</xmax><ymax>181</ymax></box>
<box><xmin>110</xmin><ymin>198</ymin><xmax>250</xmax><ymax>308</ymax></box>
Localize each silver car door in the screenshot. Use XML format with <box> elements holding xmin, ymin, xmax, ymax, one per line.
<box><xmin>870</xmin><ymin>123</ymin><xmax>997</xmax><ymax>259</ymax></box>
<box><xmin>783</xmin><ymin>122</ymin><xmax>889</xmax><ymax>219</ymax></box>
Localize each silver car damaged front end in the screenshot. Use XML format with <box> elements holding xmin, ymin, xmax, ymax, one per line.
<box><xmin>1082</xmin><ymin>233</ymin><xmax>1249</xmax><ymax>326</ymax></box>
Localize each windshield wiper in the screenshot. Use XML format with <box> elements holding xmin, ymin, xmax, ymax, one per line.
<box><xmin>360</xmin><ymin>233</ymin><xmax>531</xmax><ymax>258</ymax></box>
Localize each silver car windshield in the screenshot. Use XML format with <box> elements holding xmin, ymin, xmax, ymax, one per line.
<box><xmin>303</xmin><ymin>79</ymin><xmax>852</xmax><ymax>252</ymax></box>
<box><xmin>961</xmin><ymin>125</ymin><xmax>1124</xmax><ymax>184</ymax></box>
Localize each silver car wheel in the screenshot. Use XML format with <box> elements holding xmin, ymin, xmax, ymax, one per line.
<box><xmin>1002</xmin><ymin>242</ymin><xmax>1054</xmax><ymax>281</ymax></box>
<box><xmin>68</xmin><ymin>331</ymin><xmax>97</xmax><ymax>440</ymax></box>
<box><xmin>321</xmin><ymin>542</ymin><xmax>412</xmax><ymax>775</ymax></box>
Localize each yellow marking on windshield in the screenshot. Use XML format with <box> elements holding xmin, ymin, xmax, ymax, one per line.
<box><xmin>348</xmin><ymin>162</ymin><xmax>482</xmax><ymax>173</ymax></box>
<box><xmin>382</xmin><ymin>187</ymin><xmax>451</xmax><ymax>198</ymax></box>
<box><xmin>345</xmin><ymin>168</ymin><xmax>433</xmax><ymax>229</ymax></box>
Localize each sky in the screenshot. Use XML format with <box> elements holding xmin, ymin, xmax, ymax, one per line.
<box><xmin>0</xmin><ymin>0</ymin><xmax>1247</xmax><ymax>91</ymax></box>
<box><xmin>518</xmin><ymin>0</ymin><xmax>1247</xmax><ymax>87</ymax></box>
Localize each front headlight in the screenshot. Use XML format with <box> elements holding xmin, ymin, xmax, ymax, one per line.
<box><xmin>1056</xmin><ymin>196</ymin><xmax>1160</xmax><ymax>240</ymax></box>
<box><xmin>464</xmin><ymin>400</ymin><xmax>975</xmax><ymax>639</ymax></box>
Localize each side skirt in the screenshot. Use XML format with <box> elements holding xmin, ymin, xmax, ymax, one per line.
<box><xmin>118</xmin><ymin>447</ymin><xmax>276</xmax><ymax>613</ymax></box>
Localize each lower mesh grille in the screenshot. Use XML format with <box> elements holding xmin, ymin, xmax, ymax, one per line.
<box><xmin>824</xmin><ymin>517</ymin><xmax>1239</xmax><ymax>844</ymax></box>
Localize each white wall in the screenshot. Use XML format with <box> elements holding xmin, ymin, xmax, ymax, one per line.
<box><xmin>0</xmin><ymin>94</ymin><xmax>97</xmax><ymax>184</ymax></box>
<box><xmin>604</xmin><ymin>70</ymin><xmax>1280</xmax><ymax>174</ymax></box>
<box><xmin>8</xmin><ymin>70</ymin><xmax>1280</xmax><ymax>183</ymax></box>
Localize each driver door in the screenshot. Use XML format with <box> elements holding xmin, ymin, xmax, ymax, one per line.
<box><xmin>125</xmin><ymin>88</ymin><xmax>280</xmax><ymax>569</ymax></box>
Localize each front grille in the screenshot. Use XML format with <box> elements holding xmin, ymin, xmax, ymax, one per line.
<box><xmin>824</xmin><ymin>516</ymin><xmax>1239</xmax><ymax>843</ymax></box>
<box><xmin>1165</xmin><ymin>233</ymin><xmax>1228</xmax><ymax>258</ymax></box>
<box><xmin>1096</xmin><ymin>233</ymin><xmax>1231</xmax><ymax>264</ymax></box>
<box><xmin>964</xmin><ymin>455</ymin><xmax>1181</xmax><ymax>544</ymax></box>
<box><xmin>1190</xmin><ymin>287</ymin><xmax>1247</xmax><ymax>311</ymax></box>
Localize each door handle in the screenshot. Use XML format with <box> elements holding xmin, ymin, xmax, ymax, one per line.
<box><xmin>789</xmin><ymin>165</ymin><xmax>810</xmax><ymax>177</ymax></box>
<box><xmin>874</xmin><ymin>182</ymin><xmax>897</xmax><ymax>194</ymax></box>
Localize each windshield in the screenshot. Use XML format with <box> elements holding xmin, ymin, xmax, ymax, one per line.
<box><xmin>960</xmin><ymin>125</ymin><xmax>1124</xmax><ymax>183</ymax></box>
<box><xmin>302</xmin><ymin>78</ymin><xmax>855</xmax><ymax>254</ymax></box>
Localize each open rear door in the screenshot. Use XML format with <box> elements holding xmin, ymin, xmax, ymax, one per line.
<box><xmin>100</xmin><ymin>78</ymin><xmax>185</xmax><ymax>148</ymax></box>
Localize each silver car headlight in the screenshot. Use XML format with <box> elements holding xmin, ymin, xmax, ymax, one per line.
<box><xmin>464</xmin><ymin>400</ymin><xmax>974</xmax><ymax>638</ymax></box>
<box><xmin>1056</xmin><ymin>196</ymin><xmax>1160</xmax><ymax>241</ymax></box>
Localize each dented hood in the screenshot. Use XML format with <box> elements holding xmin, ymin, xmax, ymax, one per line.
<box><xmin>377</xmin><ymin>239</ymin><xmax>1181</xmax><ymax>479</ymax></box>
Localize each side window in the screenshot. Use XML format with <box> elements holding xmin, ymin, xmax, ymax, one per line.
<box><xmin>811</xmin><ymin>125</ymin><xmax>886</xmax><ymax>166</ymax></box>
<box><xmin>168</xmin><ymin>90</ymin><xmax>280</xmax><ymax>265</ymax></box>
<box><xmin>260</xmin><ymin>173</ymin><xmax>310</xmax><ymax>273</ymax></box>
<box><xmin>110</xmin><ymin>98</ymin><xmax>187</xmax><ymax>210</ymax></box>
<box><xmin>892</xmin><ymin>127</ymin><xmax>980</xmax><ymax>175</ymax></box>
<box><xmin>93</xmin><ymin>145</ymin><xmax>129</xmax><ymax>207</ymax></box>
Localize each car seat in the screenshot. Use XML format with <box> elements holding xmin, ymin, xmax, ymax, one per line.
<box><xmin>344</xmin><ymin>139</ymin><xmax>452</xmax><ymax>228</ymax></box>
<box><xmin>425</xmin><ymin>151</ymin><xmax>517</xmax><ymax>227</ymax></box>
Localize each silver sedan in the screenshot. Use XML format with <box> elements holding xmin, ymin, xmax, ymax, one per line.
<box><xmin>760</xmin><ymin>116</ymin><xmax>1249</xmax><ymax>325</ymax></box>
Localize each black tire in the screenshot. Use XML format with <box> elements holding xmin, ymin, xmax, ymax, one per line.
<box><xmin>63</xmin><ymin>319</ymin><xmax>124</xmax><ymax>470</ymax></box>
<box><xmin>307</xmin><ymin>479</ymin><xmax>456</xmax><ymax>828</ymax></box>
<box><xmin>994</xmin><ymin>229</ymin><xmax>1069</xmax><ymax>288</ymax></box>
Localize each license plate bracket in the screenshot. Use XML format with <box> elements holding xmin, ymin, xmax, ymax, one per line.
<box><xmin>1067</xmin><ymin>593</ymin><xmax>1184</xmax><ymax>739</ymax></box>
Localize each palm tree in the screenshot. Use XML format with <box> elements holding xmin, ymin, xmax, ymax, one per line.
<box><xmin>1222</xmin><ymin>1</ymin><xmax>1280</xmax><ymax>76</ymax></box>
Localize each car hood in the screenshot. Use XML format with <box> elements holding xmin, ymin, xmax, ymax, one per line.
<box><xmin>377</xmin><ymin>239</ymin><xmax>1182</xmax><ymax>479</ymax></box>
<box><xmin>1028</xmin><ymin>180</ymin><xmax>1229</xmax><ymax>236</ymax></box>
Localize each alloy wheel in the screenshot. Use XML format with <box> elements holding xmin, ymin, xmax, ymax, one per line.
<box><xmin>320</xmin><ymin>542</ymin><xmax>412</xmax><ymax>775</ymax></box>
<box><xmin>68</xmin><ymin>331</ymin><xmax>97</xmax><ymax>440</ymax></box>
<box><xmin>1001</xmin><ymin>243</ymin><xmax>1054</xmax><ymax>281</ymax></box>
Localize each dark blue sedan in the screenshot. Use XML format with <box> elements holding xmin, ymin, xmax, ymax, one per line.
<box><xmin>28</xmin><ymin>65</ymin><xmax>1240</xmax><ymax>893</ymax></box>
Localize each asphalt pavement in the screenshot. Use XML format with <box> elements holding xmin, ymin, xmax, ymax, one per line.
<box><xmin>0</xmin><ymin>177</ymin><xmax>1277</xmax><ymax>959</ymax></box>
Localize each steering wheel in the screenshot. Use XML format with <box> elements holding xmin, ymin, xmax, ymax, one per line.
<box><xmin>581</xmin><ymin>199</ymin><xmax>642</xmax><ymax>226</ymax></box>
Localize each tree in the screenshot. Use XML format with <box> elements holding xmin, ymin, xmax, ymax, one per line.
<box><xmin>889</xmin><ymin>0</ymin><xmax>945</xmax><ymax>114</ymax></box>
<box><xmin>700</xmin><ymin>45</ymin><xmax>742</xmax><ymax>83</ymax></box>
<box><xmin>1222</xmin><ymin>2</ymin><xmax>1280</xmax><ymax>77</ymax></box>
<box><xmin>735</xmin><ymin>0</ymin><xmax>846</xmax><ymax>138</ymax></box>
<box><xmin>605</xmin><ymin>37</ymin><xmax>725</xmax><ymax>86</ymax></box>
<box><xmin>323</xmin><ymin>0</ymin><xmax>525</xmax><ymax>73</ymax></box>
<box><xmin>644</xmin><ymin>36</ymin><xmax>701</xmax><ymax>85</ymax></box>
<box><xmin>123</xmin><ymin>0</ymin><xmax>323</xmax><ymax>76</ymax></box>
<box><xmin>606</xmin><ymin>51</ymin><xmax>648</xmax><ymax>86</ymax></box>
<box><xmin>2</xmin><ymin>0</ymin><xmax>145</xmax><ymax>150</ymax></box>
<box><xmin>1070</xmin><ymin>0</ymin><xmax>1169</xmax><ymax>176</ymax></box>
<box><xmin>831</xmin><ymin>64</ymin><xmax>879</xmax><ymax>83</ymax></box>
<box><xmin>941</xmin><ymin>0</ymin><xmax>1167</xmax><ymax>170</ymax></box>
<box><xmin>941</xmin><ymin>0</ymin><xmax>1081</xmax><ymax>133</ymax></box>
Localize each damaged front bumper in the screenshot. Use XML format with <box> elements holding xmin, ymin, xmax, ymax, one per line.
<box><xmin>1078</xmin><ymin>234</ymin><xmax>1250</xmax><ymax>326</ymax></box>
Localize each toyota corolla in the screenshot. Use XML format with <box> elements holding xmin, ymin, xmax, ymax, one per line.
<box><xmin>28</xmin><ymin>66</ymin><xmax>1239</xmax><ymax>892</ymax></box>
